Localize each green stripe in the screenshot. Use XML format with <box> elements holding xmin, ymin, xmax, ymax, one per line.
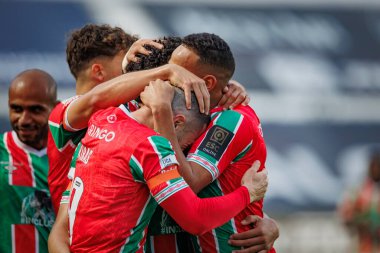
<box><xmin>129</xmin><ymin>155</ymin><xmax>144</xmax><ymax>182</ymax></box>
<box><xmin>214</xmin><ymin>110</ymin><xmax>242</xmax><ymax>133</ymax></box>
<box><xmin>121</xmin><ymin>197</ymin><xmax>158</xmax><ymax>253</ymax></box>
<box><xmin>233</xmin><ymin>142</ymin><xmax>252</xmax><ymax>163</ymax></box>
<box><xmin>70</xmin><ymin>143</ymin><xmax>82</xmax><ymax>170</ymax></box>
<box><xmin>196</xmin><ymin>180</ymin><xmax>238</xmax><ymax>252</ymax></box>
<box><xmin>149</xmin><ymin>136</ymin><xmax>175</xmax><ymax>159</ymax></box>
<box><xmin>48</xmin><ymin>123</ymin><xmax>86</xmax><ymax>149</ymax></box>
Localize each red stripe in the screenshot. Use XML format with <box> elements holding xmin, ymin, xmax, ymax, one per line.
<box><xmin>14</xmin><ymin>224</ymin><xmax>36</xmax><ymax>253</ymax></box>
<box><xmin>153</xmin><ymin>234</ymin><xmax>177</xmax><ymax>253</ymax></box>
<box><xmin>7</xmin><ymin>132</ymin><xmax>34</xmax><ymax>187</ymax></box>
<box><xmin>199</xmin><ymin>232</ymin><xmax>217</xmax><ymax>253</ymax></box>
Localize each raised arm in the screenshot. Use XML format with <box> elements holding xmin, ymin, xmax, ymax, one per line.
<box><xmin>64</xmin><ymin>63</ymin><xmax>209</xmax><ymax>131</ymax></box>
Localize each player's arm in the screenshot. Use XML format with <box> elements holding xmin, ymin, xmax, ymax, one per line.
<box><xmin>48</xmin><ymin>185</ymin><xmax>71</xmax><ymax>253</ymax></box>
<box><xmin>150</xmin><ymin>161</ymin><xmax>267</xmax><ymax>235</ymax></box>
<box><xmin>228</xmin><ymin>214</ymin><xmax>279</xmax><ymax>253</ymax></box>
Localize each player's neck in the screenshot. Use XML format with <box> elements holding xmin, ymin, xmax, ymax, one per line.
<box><xmin>75</xmin><ymin>78</ymin><xmax>97</xmax><ymax>95</ymax></box>
<box><xmin>131</xmin><ymin>106</ymin><xmax>154</xmax><ymax>130</ymax></box>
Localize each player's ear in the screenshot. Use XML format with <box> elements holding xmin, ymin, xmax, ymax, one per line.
<box><xmin>173</xmin><ymin>114</ymin><xmax>186</xmax><ymax>130</ymax></box>
<box><xmin>91</xmin><ymin>63</ymin><xmax>105</xmax><ymax>82</ymax></box>
<box><xmin>203</xmin><ymin>74</ymin><xmax>217</xmax><ymax>91</ymax></box>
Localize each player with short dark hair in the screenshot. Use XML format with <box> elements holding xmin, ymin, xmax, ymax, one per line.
<box><xmin>145</xmin><ymin>32</ymin><xmax>277</xmax><ymax>252</ymax></box>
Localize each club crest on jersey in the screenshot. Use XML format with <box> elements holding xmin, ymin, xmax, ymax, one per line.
<box><xmin>199</xmin><ymin>125</ymin><xmax>233</xmax><ymax>160</ymax></box>
<box><xmin>107</xmin><ymin>114</ymin><xmax>117</xmax><ymax>123</ymax></box>
<box><xmin>159</xmin><ymin>154</ymin><xmax>178</xmax><ymax>170</ymax></box>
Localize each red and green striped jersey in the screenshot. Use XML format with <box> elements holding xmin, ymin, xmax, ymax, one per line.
<box><xmin>48</xmin><ymin>96</ymin><xmax>140</xmax><ymax>213</ymax></box>
<box><xmin>0</xmin><ymin>131</ymin><xmax>55</xmax><ymax>253</ymax></box>
<box><xmin>47</xmin><ymin>96</ymin><xmax>86</xmax><ymax>213</ymax></box>
<box><xmin>69</xmin><ymin>104</ymin><xmax>186</xmax><ymax>253</ymax></box>
<box><xmin>188</xmin><ymin>105</ymin><xmax>271</xmax><ymax>253</ymax></box>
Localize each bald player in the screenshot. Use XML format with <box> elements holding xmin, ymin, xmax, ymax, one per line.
<box><xmin>0</xmin><ymin>69</ymin><xmax>57</xmax><ymax>253</ymax></box>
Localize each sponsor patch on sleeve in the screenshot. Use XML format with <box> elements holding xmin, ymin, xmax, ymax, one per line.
<box><xmin>159</xmin><ymin>154</ymin><xmax>178</xmax><ymax>169</ymax></box>
<box><xmin>198</xmin><ymin>125</ymin><xmax>233</xmax><ymax>160</ymax></box>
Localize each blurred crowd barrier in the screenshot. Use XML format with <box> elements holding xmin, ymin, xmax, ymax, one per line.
<box><xmin>274</xmin><ymin>212</ymin><xmax>356</xmax><ymax>253</ymax></box>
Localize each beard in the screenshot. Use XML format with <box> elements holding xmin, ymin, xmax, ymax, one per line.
<box><xmin>13</xmin><ymin>123</ymin><xmax>48</xmax><ymax>149</ymax></box>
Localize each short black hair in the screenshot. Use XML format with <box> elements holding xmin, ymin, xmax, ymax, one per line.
<box><xmin>182</xmin><ymin>33</ymin><xmax>235</xmax><ymax>80</ymax></box>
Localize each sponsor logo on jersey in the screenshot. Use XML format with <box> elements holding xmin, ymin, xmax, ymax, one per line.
<box><xmin>20</xmin><ymin>190</ymin><xmax>55</xmax><ymax>228</ymax></box>
<box><xmin>107</xmin><ymin>114</ymin><xmax>117</xmax><ymax>123</ymax></box>
<box><xmin>160</xmin><ymin>210</ymin><xmax>184</xmax><ymax>234</ymax></box>
<box><xmin>0</xmin><ymin>161</ymin><xmax>21</xmax><ymax>174</ymax></box>
<box><xmin>159</xmin><ymin>154</ymin><xmax>178</xmax><ymax>169</ymax></box>
<box><xmin>199</xmin><ymin>125</ymin><xmax>233</xmax><ymax>160</ymax></box>
<box><xmin>78</xmin><ymin>145</ymin><xmax>93</xmax><ymax>164</ymax></box>
<box><xmin>87</xmin><ymin>124</ymin><xmax>116</xmax><ymax>142</ymax></box>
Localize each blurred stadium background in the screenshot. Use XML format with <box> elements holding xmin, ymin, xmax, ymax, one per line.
<box><xmin>1</xmin><ymin>0</ymin><xmax>380</xmax><ymax>252</ymax></box>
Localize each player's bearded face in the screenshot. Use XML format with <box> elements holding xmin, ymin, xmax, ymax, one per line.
<box><xmin>9</xmin><ymin>88</ymin><xmax>53</xmax><ymax>150</ymax></box>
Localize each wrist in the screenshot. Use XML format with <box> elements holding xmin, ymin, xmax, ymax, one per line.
<box><xmin>240</xmin><ymin>185</ymin><xmax>251</xmax><ymax>205</ymax></box>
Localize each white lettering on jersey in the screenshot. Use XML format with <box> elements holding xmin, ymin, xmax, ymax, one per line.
<box><xmin>78</xmin><ymin>145</ymin><xmax>93</xmax><ymax>164</ymax></box>
<box><xmin>87</xmin><ymin>124</ymin><xmax>116</xmax><ymax>142</ymax></box>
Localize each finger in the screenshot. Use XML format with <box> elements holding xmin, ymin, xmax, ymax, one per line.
<box><xmin>143</xmin><ymin>40</ymin><xmax>164</xmax><ymax>50</ymax></box>
<box><xmin>183</xmin><ymin>84</ymin><xmax>193</xmax><ymax>110</ymax></box>
<box><xmin>230</xmin><ymin>227</ymin><xmax>263</xmax><ymax>240</ymax></box>
<box><xmin>252</xmin><ymin>160</ymin><xmax>261</xmax><ymax>172</ymax></box>
<box><xmin>217</xmin><ymin>94</ymin><xmax>229</xmax><ymax>108</ymax></box>
<box><xmin>241</xmin><ymin>215</ymin><xmax>262</xmax><ymax>226</ymax></box>
<box><xmin>192</xmin><ymin>83</ymin><xmax>204</xmax><ymax>113</ymax></box>
<box><xmin>222</xmin><ymin>85</ymin><xmax>229</xmax><ymax>93</ymax></box>
<box><xmin>136</xmin><ymin>46</ymin><xmax>151</xmax><ymax>56</ymax></box>
<box><xmin>228</xmin><ymin>90</ymin><xmax>246</xmax><ymax>109</ymax></box>
<box><xmin>229</xmin><ymin>236</ymin><xmax>266</xmax><ymax>247</ymax></box>
<box><xmin>242</xmin><ymin>95</ymin><xmax>250</xmax><ymax>106</ymax></box>
<box><xmin>200</xmin><ymin>84</ymin><xmax>210</xmax><ymax>114</ymax></box>
<box><xmin>128</xmin><ymin>55</ymin><xmax>141</xmax><ymax>63</ymax></box>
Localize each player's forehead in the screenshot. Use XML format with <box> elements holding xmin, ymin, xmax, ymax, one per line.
<box><xmin>170</xmin><ymin>45</ymin><xmax>199</xmax><ymax>67</ymax></box>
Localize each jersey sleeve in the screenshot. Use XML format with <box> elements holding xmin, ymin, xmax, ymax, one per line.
<box><xmin>160</xmin><ymin>185</ymin><xmax>250</xmax><ymax>235</ymax></box>
<box><xmin>48</xmin><ymin>96</ymin><xmax>86</xmax><ymax>150</ymax></box>
<box><xmin>129</xmin><ymin>135</ymin><xmax>188</xmax><ymax>204</ymax></box>
<box><xmin>187</xmin><ymin>110</ymin><xmax>254</xmax><ymax>181</ymax></box>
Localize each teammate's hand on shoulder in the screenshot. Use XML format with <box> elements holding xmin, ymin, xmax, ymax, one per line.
<box><xmin>122</xmin><ymin>39</ymin><xmax>163</xmax><ymax>72</ymax></box>
<box><xmin>229</xmin><ymin>215</ymin><xmax>279</xmax><ymax>253</ymax></box>
<box><xmin>166</xmin><ymin>63</ymin><xmax>210</xmax><ymax>115</ymax></box>
<box><xmin>218</xmin><ymin>80</ymin><xmax>250</xmax><ymax>110</ymax></box>
<box><xmin>241</xmin><ymin>161</ymin><xmax>268</xmax><ymax>203</ymax></box>
<box><xmin>140</xmin><ymin>80</ymin><xmax>174</xmax><ymax>110</ymax></box>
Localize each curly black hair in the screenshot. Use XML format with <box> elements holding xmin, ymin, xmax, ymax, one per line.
<box><xmin>182</xmin><ymin>33</ymin><xmax>235</xmax><ymax>80</ymax></box>
<box><xmin>66</xmin><ymin>24</ymin><xmax>138</xmax><ymax>78</ymax></box>
<box><xmin>125</xmin><ymin>36</ymin><xmax>182</xmax><ymax>73</ymax></box>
